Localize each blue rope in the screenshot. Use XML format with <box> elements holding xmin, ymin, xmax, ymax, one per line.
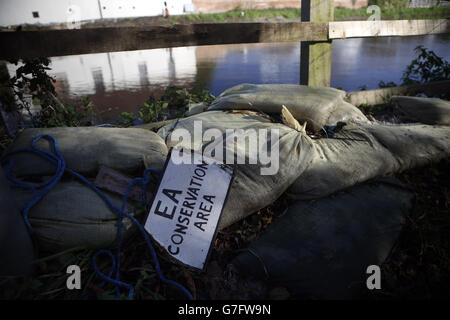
<box><xmin>1</xmin><ymin>134</ymin><xmax>193</xmax><ymax>300</ymax></box>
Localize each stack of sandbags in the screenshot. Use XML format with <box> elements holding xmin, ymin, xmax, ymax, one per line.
<box><xmin>207</xmin><ymin>84</ymin><xmax>368</xmax><ymax>131</ymax></box>
<box><xmin>5</xmin><ymin>86</ymin><xmax>450</xmax><ymax>257</ymax></box>
<box><xmin>4</xmin><ymin>127</ymin><xmax>168</xmax><ymax>252</ymax></box>
<box><xmin>288</xmin><ymin>122</ymin><xmax>450</xmax><ymax>200</ymax></box>
<box><xmin>157</xmin><ymin>110</ymin><xmax>314</xmax><ymax>229</ymax></box>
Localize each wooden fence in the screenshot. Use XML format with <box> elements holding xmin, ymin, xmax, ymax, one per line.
<box><xmin>0</xmin><ymin>0</ymin><xmax>449</xmax><ymax>88</ymax></box>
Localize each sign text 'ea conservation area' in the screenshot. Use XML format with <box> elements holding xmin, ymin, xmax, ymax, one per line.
<box><xmin>144</xmin><ymin>150</ymin><xmax>234</xmax><ymax>270</ymax></box>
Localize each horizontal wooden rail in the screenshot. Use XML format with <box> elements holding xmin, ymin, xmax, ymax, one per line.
<box><xmin>0</xmin><ymin>22</ymin><xmax>328</xmax><ymax>59</ymax></box>
<box><xmin>0</xmin><ymin>19</ymin><xmax>448</xmax><ymax>59</ymax></box>
<box><xmin>329</xmin><ymin>19</ymin><xmax>450</xmax><ymax>39</ymax></box>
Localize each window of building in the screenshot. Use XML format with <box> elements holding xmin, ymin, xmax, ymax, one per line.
<box><xmin>32</xmin><ymin>11</ymin><xmax>39</xmax><ymax>18</ymax></box>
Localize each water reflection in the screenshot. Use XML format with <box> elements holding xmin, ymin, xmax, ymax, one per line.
<box><xmin>331</xmin><ymin>34</ymin><xmax>450</xmax><ymax>90</ymax></box>
<box><xmin>6</xmin><ymin>34</ymin><xmax>450</xmax><ymax>121</ymax></box>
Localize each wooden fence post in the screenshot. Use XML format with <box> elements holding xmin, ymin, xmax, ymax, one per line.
<box><xmin>300</xmin><ymin>0</ymin><xmax>334</xmax><ymax>87</ymax></box>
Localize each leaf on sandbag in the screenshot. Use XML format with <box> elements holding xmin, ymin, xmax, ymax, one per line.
<box><xmin>281</xmin><ymin>105</ymin><xmax>306</xmax><ymax>133</ymax></box>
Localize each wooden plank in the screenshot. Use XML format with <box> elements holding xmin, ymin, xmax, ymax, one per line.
<box><xmin>300</xmin><ymin>0</ymin><xmax>334</xmax><ymax>87</ymax></box>
<box><xmin>346</xmin><ymin>80</ymin><xmax>450</xmax><ymax>106</ymax></box>
<box><xmin>329</xmin><ymin>19</ymin><xmax>450</xmax><ymax>39</ymax></box>
<box><xmin>0</xmin><ymin>22</ymin><xmax>328</xmax><ymax>60</ymax></box>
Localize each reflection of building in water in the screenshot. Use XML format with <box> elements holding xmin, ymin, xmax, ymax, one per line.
<box><xmin>6</xmin><ymin>47</ymin><xmax>197</xmax><ymax>98</ymax></box>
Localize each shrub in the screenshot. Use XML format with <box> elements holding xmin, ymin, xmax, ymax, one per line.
<box><xmin>401</xmin><ymin>45</ymin><xmax>450</xmax><ymax>85</ymax></box>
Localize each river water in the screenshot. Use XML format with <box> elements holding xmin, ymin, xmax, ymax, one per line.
<box><xmin>7</xmin><ymin>34</ymin><xmax>449</xmax><ymax>121</ymax></box>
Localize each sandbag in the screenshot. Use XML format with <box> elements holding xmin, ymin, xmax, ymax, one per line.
<box><xmin>0</xmin><ymin>170</ymin><xmax>35</xmax><ymax>275</ymax></box>
<box><xmin>391</xmin><ymin>96</ymin><xmax>450</xmax><ymax>125</ymax></box>
<box><xmin>157</xmin><ymin>110</ymin><xmax>314</xmax><ymax>229</ymax></box>
<box><xmin>363</xmin><ymin>123</ymin><xmax>450</xmax><ymax>172</ymax></box>
<box><xmin>12</xmin><ymin>181</ymin><xmax>137</xmax><ymax>252</ymax></box>
<box><xmin>134</xmin><ymin>119</ymin><xmax>177</xmax><ymax>132</ymax></box>
<box><xmin>207</xmin><ymin>84</ymin><xmax>368</xmax><ymax>131</ymax></box>
<box><xmin>185</xmin><ymin>102</ymin><xmax>207</xmax><ymax>117</ymax></box>
<box><xmin>288</xmin><ymin>122</ymin><xmax>450</xmax><ymax>200</ymax></box>
<box><xmin>5</xmin><ymin>127</ymin><xmax>168</xmax><ymax>177</ymax></box>
<box><xmin>232</xmin><ymin>178</ymin><xmax>414</xmax><ymax>299</ymax></box>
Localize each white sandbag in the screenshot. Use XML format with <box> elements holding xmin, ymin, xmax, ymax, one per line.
<box><xmin>6</xmin><ymin>127</ymin><xmax>168</xmax><ymax>177</ymax></box>
<box><xmin>288</xmin><ymin>122</ymin><xmax>450</xmax><ymax>200</ymax></box>
<box><xmin>12</xmin><ymin>181</ymin><xmax>136</xmax><ymax>252</ymax></box>
<box><xmin>185</xmin><ymin>102</ymin><xmax>207</xmax><ymax>117</ymax></box>
<box><xmin>363</xmin><ymin>123</ymin><xmax>450</xmax><ymax>171</ymax></box>
<box><xmin>391</xmin><ymin>96</ymin><xmax>450</xmax><ymax>125</ymax></box>
<box><xmin>207</xmin><ymin>84</ymin><xmax>368</xmax><ymax>131</ymax></box>
<box><xmin>157</xmin><ymin>110</ymin><xmax>314</xmax><ymax>229</ymax></box>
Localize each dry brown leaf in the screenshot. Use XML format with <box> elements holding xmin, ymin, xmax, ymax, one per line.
<box><xmin>281</xmin><ymin>105</ymin><xmax>306</xmax><ymax>132</ymax></box>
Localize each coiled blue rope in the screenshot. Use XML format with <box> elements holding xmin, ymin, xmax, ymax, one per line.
<box><xmin>1</xmin><ymin>134</ymin><xmax>193</xmax><ymax>300</ymax></box>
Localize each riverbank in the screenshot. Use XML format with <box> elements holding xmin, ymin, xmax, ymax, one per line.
<box><xmin>2</xmin><ymin>7</ymin><xmax>450</xmax><ymax>31</ymax></box>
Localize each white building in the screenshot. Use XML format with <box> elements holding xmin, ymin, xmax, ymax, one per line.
<box><xmin>0</xmin><ymin>0</ymin><xmax>194</xmax><ymax>26</ymax></box>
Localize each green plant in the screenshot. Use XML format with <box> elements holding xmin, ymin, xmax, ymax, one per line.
<box><xmin>39</xmin><ymin>97</ymin><xmax>95</xmax><ymax>127</ymax></box>
<box><xmin>401</xmin><ymin>45</ymin><xmax>450</xmax><ymax>85</ymax></box>
<box><xmin>6</xmin><ymin>58</ymin><xmax>96</xmax><ymax>128</ymax></box>
<box><xmin>138</xmin><ymin>99</ymin><xmax>168</xmax><ymax>123</ymax></box>
<box><xmin>119</xmin><ymin>111</ymin><xmax>136</xmax><ymax>127</ymax></box>
<box><xmin>364</xmin><ymin>46</ymin><xmax>450</xmax><ymax>92</ymax></box>
<box><xmin>8</xmin><ymin>58</ymin><xmax>56</xmax><ymax>122</ymax></box>
<box><xmin>133</xmin><ymin>86</ymin><xmax>215</xmax><ymax>124</ymax></box>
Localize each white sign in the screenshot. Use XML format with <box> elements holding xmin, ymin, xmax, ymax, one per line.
<box><xmin>144</xmin><ymin>150</ymin><xmax>234</xmax><ymax>270</ymax></box>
